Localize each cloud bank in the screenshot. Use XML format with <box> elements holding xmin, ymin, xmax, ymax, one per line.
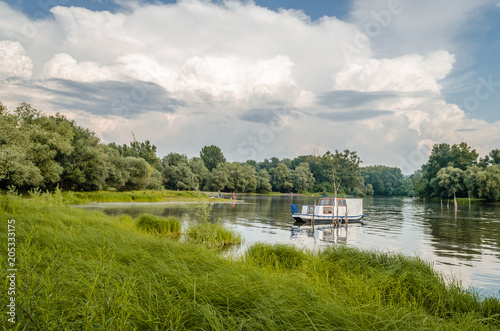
<box><xmin>0</xmin><ymin>0</ymin><xmax>498</xmax><ymax>173</ymax></box>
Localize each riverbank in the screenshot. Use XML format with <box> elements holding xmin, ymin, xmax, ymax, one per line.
<box><xmin>1</xmin><ymin>194</ymin><xmax>499</xmax><ymax>330</ymax></box>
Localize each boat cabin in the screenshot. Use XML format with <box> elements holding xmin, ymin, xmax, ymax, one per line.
<box><xmin>291</xmin><ymin>196</ymin><xmax>364</xmax><ymax>223</ymax></box>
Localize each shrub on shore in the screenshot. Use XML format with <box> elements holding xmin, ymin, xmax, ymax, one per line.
<box><xmin>186</xmin><ymin>203</ymin><xmax>242</xmax><ymax>248</ymax></box>
<box><xmin>136</xmin><ymin>214</ymin><xmax>181</xmax><ymax>237</ymax></box>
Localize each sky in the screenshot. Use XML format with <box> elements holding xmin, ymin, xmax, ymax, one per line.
<box><xmin>0</xmin><ymin>0</ymin><xmax>499</xmax><ymax>174</ymax></box>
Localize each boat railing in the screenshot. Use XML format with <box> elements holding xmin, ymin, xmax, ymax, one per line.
<box><xmin>320</xmin><ymin>194</ymin><xmax>353</xmax><ymax>198</ymax></box>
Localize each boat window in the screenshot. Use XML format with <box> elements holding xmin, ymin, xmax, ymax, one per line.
<box><xmin>323</xmin><ymin>207</ymin><xmax>333</xmax><ymax>214</ymax></box>
<box><xmin>320</xmin><ymin>198</ymin><xmax>333</xmax><ymax>205</ymax></box>
<box><xmin>307</xmin><ymin>206</ymin><xmax>314</xmax><ymax>214</ymax></box>
<box><xmin>337</xmin><ymin>199</ymin><xmax>346</xmax><ymax>206</ymax></box>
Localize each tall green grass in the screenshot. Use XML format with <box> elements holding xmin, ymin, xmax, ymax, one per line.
<box><xmin>62</xmin><ymin>189</ymin><xmax>209</xmax><ymax>204</ymax></box>
<box><xmin>186</xmin><ymin>203</ymin><xmax>242</xmax><ymax>248</ymax></box>
<box><xmin>136</xmin><ymin>214</ymin><xmax>181</xmax><ymax>237</ymax></box>
<box><xmin>1</xmin><ymin>194</ymin><xmax>499</xmax><ymax>330</ymax></box>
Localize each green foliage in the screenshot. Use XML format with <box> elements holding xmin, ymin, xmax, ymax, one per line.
<box><xmin>270</xmin><ymin>162</ymin><xmax>293</xmax><ymax>193</ymax></box>
<box><xmin>109</xmin><ymin>139</ymin><xmax>162</xmax><ymax>170</ymax></box>
<box><xmin>414</xmin><ymin>143</ymin><xmax>499</xmax><ymax>200</ymax></box>
<box><xmin>362</xmin><ymin>165</ymin><xmax>412</xmax><ymax>196</ymax></box>
<box><xmin>226</xmin><ymin>163</ymin><xmax>258</xmax><ymax>193</ymax></box>
<box><xmin>200</xmin><ymin>145</ymin><xmax>226</xmax><ymax>171</ymax></box>
<box><xmin>256</xmin><ymin>169</ymin><xmax>272</xmax><ymax>193</ymax></box>
<box><xmin>1</xmin><ymin>198</ymin><xmax>499</xmax><ymax>329</ymax></box>
<box><xmin>1</xmin><ymin>103</ymin><xmax>163</xmax><ymax>192</ymax></box>
<box><xmin>292</xmin><ymin>162</ymin><xmax>315</xmax><ymax>193</ymax></box>
<box><xmin>136</xmin><ymin>214</ymin><xmax>181</xmax><ymax>236</ymax></box>
<box><xmin>430</xmin><ymin>166</ymin><xmax>465</xmax><ymax>199</ymax></box>
<box><xmin>209</xmin><ymin>163</ymin><xmax>229</xmax><ymax>191</ymax></box>
<box><xmin>466</xmin><ymin>165</ymin><xmax>500</xmax><ymax>201</ymax></box>
<box><xmin>417</xmin><ymin>143</ymin><xmax>479</xmax><ymax>198</ymax></box>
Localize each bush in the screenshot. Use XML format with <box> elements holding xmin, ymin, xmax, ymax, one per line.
<box><xmin>186</xmin><ymin>221</ymin><xmax>241</xmax><ymax>248</ymax></box>
<box><xmin>136</xmin><ymin>214</ymin><xmax>181</xmax><ymax>237</ymax></box>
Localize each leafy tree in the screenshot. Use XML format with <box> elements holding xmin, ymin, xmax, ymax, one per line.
<box><xmin>190</xmin><ymin>157</ymin><xmax>210</xmax><ymax>191</ymax></box>
<box><xmin>164</xmin><ymin>163</ymin><xmax>198</xmax><ymax>191</ymax></box>
<box><xmin>417</xmin><ymin>142</ymin><xmax>479</xmax><ymax>197</ymax></box>
<box><xmin>227</xmin><ymin>163</ymin><xmax>258</xmax><ymax>193</ymax></box>
<box><xmin>270</xmin><ymin>163</ymin><xmax>293</xmax><ymax>193</ymax></box>
<box><xmin>162</xmin><ymin>152</ymin><xmax>189</xmax><ymax>167</ymax></box>
<box><xmin>59</xmin><ymin>125</ymin><xmax>108</xmax><ymax>191</ymax></box>
<box><xmin>479</xmin><ymin>165</ymin><xmax>500</xmax><ymax>201</ymax></box>
<box><xmin>256</xmin><ymin>169</ymin><xmax>272</xmax><ymax>193</ymax></box>
<box><xmin>292</xmin><ymin>163</ymin><xmax>315</xmax><ymax>193</ymax></box>
<box><xmin>210</xmin><ymin>163</ymin><xmax>229</xmax><ymax>191</ymax></box>
<box><xmin>361</xmin><ymin>166</ymin><xmax>409</xmax><ymax>196</ymax></box>
<box><xmin>465</xmin><ymin>165</ymin><xmax>500</xmax><ymax>200</ymax></box>
<box><xmin>200</xmin><ymin>145</ymin><xmax>226</xmax><ymax>171</ymax></box>
<box><xmin>122</xmin><ymin>157</ymin><xmax>152</xmax><ymax>190</ymax></box>
<box><xmin>109</xmin><ymin>140</ymin><xmax>162</xmax><ymax>171</ymax></box>
<box><xmin>146</xmin><ymin>168</ymin><xmax>163</xmax><ymax>190</ymax></box>
<box><xmin>430</xmin><ymin>167</ymin><xmax>465</xmax><ymax>200</ymax></box>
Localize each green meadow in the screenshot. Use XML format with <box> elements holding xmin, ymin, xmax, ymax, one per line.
<box><xmin>1</xmin><ymin>192</ymin><xmax>500</xmax><ymax>330</ymax></box>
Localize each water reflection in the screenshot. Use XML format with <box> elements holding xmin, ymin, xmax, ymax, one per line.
<box><xmin>79</xmin><ymin>195</ymin><xmax>500</xmax><ymax>298</ymax></box>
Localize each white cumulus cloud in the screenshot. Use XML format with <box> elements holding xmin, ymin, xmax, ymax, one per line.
<box><xmin>0</xmin><ymin>40</ymin><xmax>33</xmax><ymax>79</ymax></box>
<box><xmin>334</xmin><ymin>50</ymin><xmax>455</xmax><ymax>92</ymax></box>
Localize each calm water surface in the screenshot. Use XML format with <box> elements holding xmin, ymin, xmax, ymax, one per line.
<box><xmin>81</xmin><ymin>195</ymin><xmax>500</xmax><ymax>298</ymax></box>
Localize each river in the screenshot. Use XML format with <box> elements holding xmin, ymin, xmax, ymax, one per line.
<box><xmin>81</xmin><ymin>195</ymin><xmax>500</xmax><ymax>298</ymax></box>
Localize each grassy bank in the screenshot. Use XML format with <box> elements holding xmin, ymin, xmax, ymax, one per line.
<box><xmin>24</xmin><ymin>188</ymin><xmax>222</xmax><ymax>205</ymax></box>
<box><xmin>1</xmin><ymin>194</ymin><xmax>500</xmax><ymax>330</ymax></box>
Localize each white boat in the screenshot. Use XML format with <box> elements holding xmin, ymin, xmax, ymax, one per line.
<box><xmin>291</xmin><ymin>196</ymin><xmax>365</xmax><ymax>224</ymax></box>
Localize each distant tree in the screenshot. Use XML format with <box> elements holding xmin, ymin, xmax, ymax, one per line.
<box><xmin>122</xmin><ymin>157</ymin><xmax>151</xmax><ymax>191</ymax></box>
<box><xmin>479</xmin><ymin>165</ymin><xmax>500</xmax><ymax>201</ymax></box>
<box><xmin>109</xmin><ymin>140</ymin><xmax>162</xmax><ymax>171</ymax></box>
<box><xmin>490</xmin><ymin>150</ymin><xmax>500</xmax><ymax>165</ymax></box>
<box><xmin>361</xmin><ymin>166</ymin><xmax>409</xmax><ymax>196</ymax></box>
<box><xmin>164</xmin><ymin>163</ymin><xmax>198</xmax><ymax>191</ymax></box>
<box><xmin>210</xmin><ymin>163</ymin><xmax>229</xmax><ymax>191</ymax></box>
<box><xmin>256</xmin><ymin>169</ymin><xmax>272</xmax><ymax>193</ymax></box>
<box><xmin>227</xmin><ymin>163</ymin><xmax>258</xmax><ymax>193</ymax></box>
<box><xmin>200</xmin><ymin>145</ymin><xmax>226</xmax><ymax>172</ymax></box>
<box><xmin>245</xmin><ymin>159</ymin><xmax>258</xmax><ymax>170</ymax></box>
<box><xmin>59</xmin><ymin>125</ymin><xmax>108</xmax><ymax>191</ymax></box>
<box><xmin>190</xmin><ymin>157</ymin><xmax>210</xmax><ymax>191</ymax></box>
<box><xmin>270</xmin><ymin>163</ymin><xmax>293</xmax><ymax>193</ymax></box>
<box><xmin>162</xmin><ymin>152</ymin><xmax>189</xmax><ymax>168</ymax></box>
<box><xmin>430</xmin><ymin>166</ymin><xmax>465</xmax><ymax>201</ymax></box>
<box><xmin>292</xmin><ymin>162</ymin><xmax>315</xmax><ymax>193</ymax></box>
<box><xmin>465</xmin><ymin>165</ymin><xmax>500</xmax><ymax>201</ymax></box>
<box><xmin>417</xmin><ymin>142</ymin><xmax>479</xmax><ymax>197</ymax></box>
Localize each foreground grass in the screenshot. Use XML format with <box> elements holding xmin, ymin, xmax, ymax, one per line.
<box><xmin>1</xmin><ymin>195</ymin><xmax>500</xmax><ymax>330</ymax></box>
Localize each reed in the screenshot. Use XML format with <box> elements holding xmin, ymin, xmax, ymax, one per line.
<box><xmin>185</xmin><ymin>203</ymin><xmax>242</xmax><ymax>248</ymax></box>
<box><xmin>1</xmin><ymin>195</ymin><xmax>499</xmax><ymax>330</ymax></box>
<box><xmin>136</xmin><ymin>214</ymin><xmax>181</xmax><ymax>237</ymax></box>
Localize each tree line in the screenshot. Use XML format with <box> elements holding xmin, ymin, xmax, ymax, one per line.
<box><xmin>412</xmin><ymin>142</ymin><xmax>500</xmax><ymax>201</ymax></box>
<box><xmin>1</xmin><ymin>103</ymin><xmax>498</xmax><ymax>199</ymax></box>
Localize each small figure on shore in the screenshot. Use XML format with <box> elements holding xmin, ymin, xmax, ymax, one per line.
<box><xmin>232</xmin><ymin>194</ymin><xmax>236</xmax><ymax>200</ymax></box>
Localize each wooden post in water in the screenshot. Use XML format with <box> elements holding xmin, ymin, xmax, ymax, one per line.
<box><xmin>441</xmin><ymin>199</ymin><xmax>443</xmax><ymax>210</ymax></box>
<box><xmin>312</xmin><ymin>199</ymin><xmax>316</xmax><ymax>234</ymax></box>
<box><xmin>345</xmin><ymin>203</ymin><xmax>349</xmax><ymax>231</ymax></box>
<box><xmin>454</xmin><ymin>192</ymin><xmax>458</xmax><ymax>212</ymax></box>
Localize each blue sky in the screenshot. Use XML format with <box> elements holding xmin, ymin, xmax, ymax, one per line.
<box><xmin>0</xmin><ymin>0</ymin><xmax>499</xmax><ymax>172</ymax></box>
